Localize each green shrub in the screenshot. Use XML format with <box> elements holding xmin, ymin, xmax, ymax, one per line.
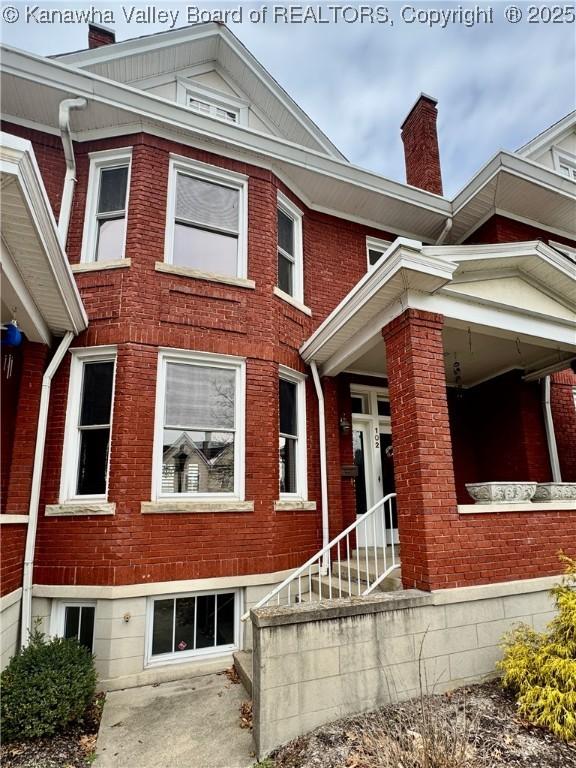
<box><xmin>1</xmin><ymin>629</ymin><xmax>97</xmax><ymax>742</ymax></box>
<box><xmin>498</xmin><ymin>554</ymin><xmax>576</xmax><ymax>742</ymax></box>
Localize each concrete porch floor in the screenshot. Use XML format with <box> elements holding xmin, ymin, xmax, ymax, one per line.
<box><xmin>95</xmin><ymin>672</ymin><xmax>255</xmax><ymax>768</ymax></box>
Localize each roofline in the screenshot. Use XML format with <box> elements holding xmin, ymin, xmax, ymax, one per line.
<box><xmin>0</xmin><ymin>132</ymin><xmax>88</xmax><ymax>335</ymax></box>
<box><xmin>516</xmin><ymin>109</ymin><xmax>576</xmax><ymax>157</ymax></box>
<box><xmin>52</xmin><ymin>22</ymin><xmax>347</xmax><ymax>162</ymax></box>
<box><xmin>0</xmin><ymin>44</ymin><xmax>452</xmax><ymax>218</ymax></box>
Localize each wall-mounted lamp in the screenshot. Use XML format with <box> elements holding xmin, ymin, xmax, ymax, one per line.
<box><xmin>339</xmin><ymin>414</ymin><xmax>351</xmax><ymax>435</ymax></box>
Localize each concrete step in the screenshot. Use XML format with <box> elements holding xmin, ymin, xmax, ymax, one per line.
<box><xmin>233</xmin><ymin>650</ymin><xmax>253</xmax><ymax>697</ymax></box>
<box><xmin>310</xmin><ymin>565</ymin><xmax>402</xmax><ymax>598</ymax></box>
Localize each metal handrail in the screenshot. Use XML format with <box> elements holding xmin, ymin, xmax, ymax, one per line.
<box><xmin>241</xmin><ymin>493</ymin><xmax>398</xmax><ymax>620</ymax></box>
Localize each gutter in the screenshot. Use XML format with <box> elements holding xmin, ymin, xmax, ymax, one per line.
<box><xmin>542</xmin><ymin>376</ymin><xmax>562</xmax><ymax>482</ymax></box>
<box><xmin>310</xmin><ymin>362</ymin><xmax>329</xmax><ymax>568</ymax></box>
<box><xmin>21</xmin><ymin>332</ymin><xmax>74</xmax><ymax>647</ymax></box>
<box><xmin>57</xmin><ymin>97</ymin><xmax>87</xmax><ymax>243</ymax></box>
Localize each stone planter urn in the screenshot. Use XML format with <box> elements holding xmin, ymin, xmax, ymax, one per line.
<box><xmin>533</xmin><ymin>483</ymin><xmax>576</xmax><ymax>502</ymax></box>
<box><xmin>466</xmin><ymin>482</ymin><xmax>537</xmax><ymax>504</ymax></box>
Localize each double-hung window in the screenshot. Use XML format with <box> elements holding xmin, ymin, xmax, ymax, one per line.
<box><xmin>81</xmin><ymin>149</ymin><xmax>131</xmax><ymax>264</ymax></box>
<box><xmin>366</xmin><ymin>237</ymin><xmax>392</xmax><ymax>270</ymax></box>
<box><xmin>154</xmin><ymin>351</ymin><xmax>245</xmax><ymax>499</ymax></box>
<box><xmin>276</xmin><ymin>193</ymin><xmax>303</xmax><ymax>303</ymax></box>
<box><xmin>553</xmin><ymin>148</ymin><xmax>576</xmax><ymax>181</ymax></box>
<box><xmin>60</xmin><ymin>347</ymin><xmax>116</xmax><ymax>502</ymax></box>
<box><xmin>166</xmin><ymin>157</ymin><xmax>248</xmax><ymax>279</ymax></box>
<box><xmin>148</xmin><ymin>589</ymin><xmax>239</xmax><ymax>663</ymax></box>
<box><xmin>52</xmin><ymin>602</ymin><xmax>96</xmax><ymax>653</ymax></box>
<box><xmin>279</xmin><ymin>367</ymin><xmax>307</xmax><ymax>499</ymax></box>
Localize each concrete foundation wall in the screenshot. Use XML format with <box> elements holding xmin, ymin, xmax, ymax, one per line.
<box><xmin>251</xmin><ymin>576</ymin><xmax>557</xmax><ymax>758</ymax></box>
<box><xmin>27</xmin><ymin>572</ymin><xmax>287</xmax><ymax>690</ymax></box>
<box><xmin>1</xmin><ymin>589</ymin><xmax>22</xmax><ymax>670</ymax></box>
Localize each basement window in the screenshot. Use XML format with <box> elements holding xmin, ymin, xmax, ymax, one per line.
<box><xmin>147</xmin><ymin>590</ymin><xmax>239</xmax><ymax>663</ymax></box>
<box><xmin>165</xmin><ymin>157</ymin><xmax>248</xmax><ymax>279</ymax></box>
<box><xmin>52</xmin><ymin>602</ymin><xmax>96</xmax><ymax>653</ymax></box>
<box><xmin>81</xmin><ymin>148</ymin><xmax>132</xmax><ymax>264</ymax></box>
<box><xmin>60</xmin><ymin>347</ymin><xmax>117</xmax><ymax>502</ymax></box>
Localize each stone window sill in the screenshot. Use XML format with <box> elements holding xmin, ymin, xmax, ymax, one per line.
<box><xmin>273</xmin><ymin>286</ymin><xmax>312</xmax><ymax>316</ymax></box>
<box><xmin>141</xmin><ymin>500</ymin><xmax>254</xmax><ymax>514</ymax></box>
<box><xmin>155</xmin><ymin>262</ymin><xmax>255</xmax><ymax>289</ymax></box>
<box><xmin>274</xmin><ymin>499</ymin><xmax>317</xmax><ymax>512</ymax></box>
<box><xmin>0</xmin><ymin>515</ymin><xmax>30</xmax><ymax>524</ymax></box>
<box><xmin>45</xmin><ymin>503</ymin><xmax>116</xmax><ymax>516</ymax></box>
<box><xmin>71</xmin><ymin>259</ymin><xmax>131</xmax><ymax>273</ymax></box>
<box><xmin>458</xmin><ymin>501</ymin><xmax>576</xmax><ymax>514</ymax></box>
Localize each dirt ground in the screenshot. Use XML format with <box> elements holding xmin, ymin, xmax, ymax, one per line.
<box><xmin>270</xmin><ymin>681</ymin><xmax>576</xmax><ymax>768</ymax></box>
<box><xmin>0</xmin><ymin>693</ymin><xmax>104</xmax><ymax>768</ymax></box>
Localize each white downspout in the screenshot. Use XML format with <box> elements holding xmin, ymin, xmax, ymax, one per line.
<box><xmin>435</xmin><ymin>217</ymin><xmax>453</xmax><ymax>245</ymax></box>
<box><xmin>543</xmin><ymin>376</ymin><xmax>562</xmax><ymax>482</ymax></box>
<box><xmin>57</xmin><ymin>98</ymin><xmax>87</xmax><ymax>243</ymax></box>
<box><xmin>21</xmin><ymin>332</ymin><xmax>74</xmax><ymax>647</ymax></box>
<box><xmin>310</xmin><ymin>362</ymin><xmax>329</xmax><ymax>569</ymax></box>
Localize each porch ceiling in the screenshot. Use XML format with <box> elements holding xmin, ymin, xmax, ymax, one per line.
<box><xmin>302</xmin><ymin>239</ymin><xmax>576</xmax><ymax>381</ymax></box>
<box><xmin>0</xmin><ymin>133</ymin><xmax>87</xmax><ymax>342</ymax></box>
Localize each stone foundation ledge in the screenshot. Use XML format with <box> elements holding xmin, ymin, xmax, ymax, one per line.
<box><xmin>458</xmin><ymin>501</ymin><xmax>576</xmax><ymax>514</ymax></box>
<box><xmin>252</xmin><ymin>590</ymin><xmax>433</xmax><ymax>628</ymax></box>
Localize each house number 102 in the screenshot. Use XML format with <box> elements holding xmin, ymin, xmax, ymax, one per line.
<box><xmin>374</xmin><ymin>428</ymin><xmax>380</xmax><ymax>450</ymax></box>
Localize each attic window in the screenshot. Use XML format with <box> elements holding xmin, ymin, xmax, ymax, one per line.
<box><xmin>553</xmin><ymin>149</ymin><xmax>576</xmax><ymax>181</ymax></box>
<box><xmin>189</xmin><ymin>97</ymin><xmax>239</xmax><ymax>124</ymax></box>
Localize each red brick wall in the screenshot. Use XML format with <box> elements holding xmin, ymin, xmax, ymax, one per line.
<box><xmin>1</xmin><ymin>346</ymin><xmax>23</xmax><ymax>512</ymax></box>
<box><xmin>551</xmin><ymin>369</ymin><xmax>576</xmax><ymax>481</ymax></box>
<box><xmin>1</xmin><ymin>526</ymin><xmax>27</xmax><ymax>597</ymax></box>
<box><xmin>448</xmin><ymin>372</ymin><xmax>552</xmax><ymax>504</ymax></box>
<box><xmin>0</xmin><ymin>124</ymin><xmax>396</xmax><ymax>588</ymax></box>
<box><xmin>466</xmin><ymin>213</ymin><xmax>576</xmax><ymax>251</ymax></box>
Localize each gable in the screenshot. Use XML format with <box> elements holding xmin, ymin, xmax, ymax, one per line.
<box><xmin>517</xmin><ymin>111</ymin><xmax>576</xmax><ymax>175</ymax></box>
<box><xmin>446</xmin><ymin>275</ymin><xmax>576</xmax><ymax>322</ymax></box>
<box><xmin>53</xmin><ymin>24</ymin><xmax>345</xmax><ymax>158</ymax></box>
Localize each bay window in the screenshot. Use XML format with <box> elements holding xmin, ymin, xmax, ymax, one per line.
<box><xmin>81</xmin><ymin>149</ymin><xmax>131</xmax><ymax>264</ymax></box>
<box><xmin>154</xmin><ymin>351</ymin><xmax>245</xmax><ymax>499</ymax></box>
<box><xmin>276</xmin><ymin>192</ymin><xmax>303</xmax><ymax>303</ymax></box>
<box><xmin>166</xmin><ymin>157</ymin><xmax>248</xmax><ymax>279</ymax></box>
<box><xmin>279</xmin><ymin>367</ymin><xmax>307</xmax><ymax>498</ymax></box>
<box><xmin>60</xmin><ymin>347</ymin><xmax>116</xmax><ymax>502</ymax></box>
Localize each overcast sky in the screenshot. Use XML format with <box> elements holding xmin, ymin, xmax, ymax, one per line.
<box><xmin>3</xmin><ymin>2</ymin><xmax>575</xmax><ymax>196</ymax></box>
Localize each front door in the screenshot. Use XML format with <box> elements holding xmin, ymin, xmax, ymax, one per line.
<box><xmin>352</xmin><ymin>388</ymin><xmax>398</xmax><ymax>546</ymax></box>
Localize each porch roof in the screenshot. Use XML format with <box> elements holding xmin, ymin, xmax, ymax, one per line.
<box><xmin>301</xmin><ymin>240</ymin><xmax>576</xmax><ymax>384</ymax></box>
<box><xmin>1</xmin><ymin>132</ymin><xmax>87</xmax><ymax>344</ymax></box>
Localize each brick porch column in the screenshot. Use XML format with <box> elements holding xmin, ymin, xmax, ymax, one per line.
<box><xmin>382</xmin><ymin>309</ymin><xmax>458</xmax><ymax>591</ymax></box>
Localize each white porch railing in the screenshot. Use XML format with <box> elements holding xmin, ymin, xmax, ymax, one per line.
<box><xmin>241</xmin><ymin>493</ymin><xmax>398</xmax><ymax>620</ymax></box>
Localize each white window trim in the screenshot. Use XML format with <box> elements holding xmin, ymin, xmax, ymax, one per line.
<box><xmin>80</xmin><ymin>148</ymin><xmax>132</xmax><ymax>264</ymax></box>
<box><xmin>59</xmin><ymin>346</ymin><xmax>117</xmax><ymax>504</ymax></box>
<box><xmin>176</xmin><ymin>79</ymin><xmax>249</xmax><ymax>126</ymax></box>
<box><xmin>144</xmin><ymin>588</ymin><xmax>241</xmax><ymax>667</ymax></box>
<box><xmin>277</xmin><ymin>191</ymin><xmax>304</xmax><ymax>304</ymax></box>
<box><xmin>552</xmin><ymin>147</ymin><xmax>576</xmax><ymax>180</ymax></box>
<box><xmin>164</xmin><ymin>155</ymin><xmax>248</xmax><ymax>281</ymax></box>
<box><xmin>152</xmin><ymin>348</ymin><xmax>246</xmax><ymax>502</ymax></box>
<box><xmin>50</xmin><ymin>600</ymin><xmax>97</xmax><ymax>650</ymax></box>
<box><xmin>279</xmin><ymin>365</ymin><xmax>308</xmax><ymax>501</ymax></box>
<box><xmin>549</xmin><ymin>240</ymin><xmax>576</xmax><ymax>261</ymax></box>
<box><xmin>366</xmin><ymin>236</ymin><xmax>393</xmax><ymax>271</ymax></box>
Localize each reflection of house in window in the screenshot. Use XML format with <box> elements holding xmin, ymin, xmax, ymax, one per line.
<box><xmin>162</xmin><ymin>431</ymin><xmax>234</xmax><ymax>494</ymax></box>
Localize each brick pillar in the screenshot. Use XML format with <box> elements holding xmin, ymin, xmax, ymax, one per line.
<box><xmin>382</xmin><ymin>309</ymin><xmax>458</xmax><ymax>591</ymax></box>
<box><xmin>5</xmin><ymin>341</ymin><xmax>49</xmax><ymax>515</ymax></box>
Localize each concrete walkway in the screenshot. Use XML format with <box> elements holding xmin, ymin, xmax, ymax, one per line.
<box><xmin>95</xmin><ymin>672</ymin><xmax>255</xmax><ymax>768</ymax></box>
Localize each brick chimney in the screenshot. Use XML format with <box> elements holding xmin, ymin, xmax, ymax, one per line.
<box><xmin>401</xmin><ymin>94</ymin><xmax>443</xmax><ymax>196</ymax></box>
<box><xmin>88</xmin><ymin>23</ymin><xmax>116</xmax><ymax>49</ymax></box>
